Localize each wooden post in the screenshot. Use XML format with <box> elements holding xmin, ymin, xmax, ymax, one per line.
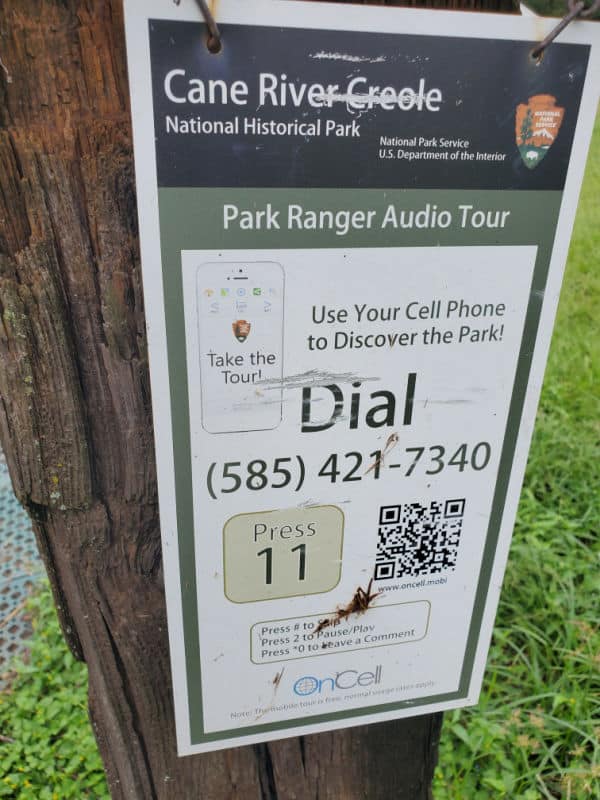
<box><xmin>0</xmin><ymin>1</ymin><xmax>517</xmax><ymax>797</ymax></box>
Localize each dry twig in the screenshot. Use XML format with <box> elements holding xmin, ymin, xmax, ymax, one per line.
<box><xmin>314</xmin><ymin>579</ymin><xmax>381</xmax><ymax>635</ymax></box>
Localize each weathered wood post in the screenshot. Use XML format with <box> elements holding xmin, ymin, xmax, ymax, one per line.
<box><xmin>0</xmin><ymin>0</ymin><xmax>520</xmax><ymax>797</ymax></box>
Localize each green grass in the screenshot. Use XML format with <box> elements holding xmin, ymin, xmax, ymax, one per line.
<box><xmin>0</xmin><ymin>592</ymin><xmax>108</xmax><ymax>799</ymax></box>
<box><xmin>1</xmin><ymin>117</ymin><xmax>598</xmax><ymax>800</ymax></box>
<box><xmin>525</xmin><ymin>0</ymin><xmax>600</xmax><ymax>19</ymax></box>
<box><xmin>434</xmin><ymin>112</ymin><xmax>600</xmax><ymax>798</ymax></box>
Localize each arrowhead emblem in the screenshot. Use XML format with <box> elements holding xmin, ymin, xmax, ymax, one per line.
<box><xmin>232</xmin><ymin>319</ymin><xmax>251</xmax><ymax>343</ymax></box>
<box><xmin>515</xmin><ymin>94</ymin><xmax>565</xmax><ymax>169</ymax></box>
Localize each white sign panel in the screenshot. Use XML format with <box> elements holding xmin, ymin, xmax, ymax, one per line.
<box><xmin>124</xmin><ymin>0</ymin><xmax>599</xmax><ymax>754</ymax></box>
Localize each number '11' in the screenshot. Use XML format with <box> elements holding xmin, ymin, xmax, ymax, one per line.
<box><xmin>257</xmin><ymin>544</ymin><xmax>306</xmax><ymax>584</ymax></box>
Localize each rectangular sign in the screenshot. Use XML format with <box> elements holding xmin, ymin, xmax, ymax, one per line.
<box><xmin>124</xmin><ymin>0</ymin><xmax>599</xmax><ymax>754</ymax></box>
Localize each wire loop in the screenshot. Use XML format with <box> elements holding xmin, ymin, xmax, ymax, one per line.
<box><xmin>531</xmin><ymin>0</ymin><xmax>600</xmax><ymax>60</ymax></box>
<box><xmin>577</xmin><ymin>0</ymin><xmax>600</xmax><ymax>16</ymax></box>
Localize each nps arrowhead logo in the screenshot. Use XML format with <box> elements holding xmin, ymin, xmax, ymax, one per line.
<box><xmin>232</xmin><ymin>319</ymin><xmax>251</xmax><ymax>343</ymax></box>
<box><xmin>515</xmin><ymin>94</ymin><xmax>565</xmax><ymax>169</ymax></box>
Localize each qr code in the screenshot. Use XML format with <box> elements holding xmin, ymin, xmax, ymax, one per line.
<box><xmin>374</xmin><ymin>499</ymin><xmax>465</xmax><ymax>580</ymax></box>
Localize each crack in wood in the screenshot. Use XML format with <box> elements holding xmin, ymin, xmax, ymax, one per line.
<box><xmin>255</xmin><ymin>742</ymin><xmax>278</xmax><ymax>800</ymax></box>
<box><xmin>99</xmin><ymin>611</ymin><xmax>159</xmax><ymax>800</ymax></box>
<box><xmin>254</xmin><ymin>368</ymin><xmax>379</xmax><ymax>391</ymax></box>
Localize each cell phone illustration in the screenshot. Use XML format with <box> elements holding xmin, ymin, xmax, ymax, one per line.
<box><xmin>197</xmin><ymin>262</ymin><xmax>284</xmax><ymax>434</ymax></box>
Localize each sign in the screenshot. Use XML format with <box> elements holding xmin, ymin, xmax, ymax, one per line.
<box><xmin>124</xmin><ymin>0</ymin><xmax>599</xmax><ymax>755</ymax></box>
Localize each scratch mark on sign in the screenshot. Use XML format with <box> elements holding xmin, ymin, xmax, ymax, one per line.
<box><xmin>425</xmin><ymin>398</ymin><xmax>474</xmax><ymax>405</ymax></box>
<box><xmin>254</xmin><ymin>369</ymin><xmax>379</xmax><ymax>391</ymax></box>
<box><xmin>310</xmin><ymin>51</ymin><xmax>387</xmax><ymax>64</ymax></box>
<box><xmin>365</xmin><ymin>431</ymin><xmax>399</xmax><ymax>474</ymax></box>
<box><xmin>297</xmin><ymin>498</ymin><xmax>319</xmax><ymax>508</ymax></box>
<box><xmin>232</xmin><ymin>396</ymin><xmax>300</xmax><ymax>411</ymax></box>
<box><xmin>255</xmin><ymin>667</ymin><xmax>286</xmax><ymax>720</ymax></box>
<box><xmin>272</xmin><ymin>667</ymin><xmax>285</xmax><ymax>689</ymax></box>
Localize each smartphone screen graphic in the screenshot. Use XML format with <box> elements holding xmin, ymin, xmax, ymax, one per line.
<box><xmin>197</xmin><ymin>262</ymin><xmax>284</xmax><ymax>433</ymax></box>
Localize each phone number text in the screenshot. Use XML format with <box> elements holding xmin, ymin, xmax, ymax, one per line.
<box><xmin>206</xmin><ymin>442</ymin><xmax>491</xmax><ymax>499</ymax></box>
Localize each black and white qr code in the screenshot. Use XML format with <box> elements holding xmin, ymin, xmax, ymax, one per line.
<box><xmin>374</xmin><ymin>499</ymin><xmax>466</xmax><ymax>580</ymax></box>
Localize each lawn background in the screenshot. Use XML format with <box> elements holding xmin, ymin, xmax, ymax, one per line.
<box><xmin>0</xmin><ymin>113</ymin><xmax>598</xmax><ymax>800</ymax></box>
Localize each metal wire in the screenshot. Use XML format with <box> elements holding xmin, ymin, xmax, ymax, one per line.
<box><xmin>196</xmin><ymin>0</ymin><xmax>222</xmax><ymax>53</ymax></box>
<box><xmin>186</xmin><ymin>0</ymin><xmax>599</xmax><ymax>60</ymax></box>
<box><xmin>531</xmin><ymin>0</ymin><xmax>600</xmax><ymax>60</ymax></box>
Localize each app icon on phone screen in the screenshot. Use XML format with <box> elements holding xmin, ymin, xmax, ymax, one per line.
<box><xmin>197</xmin><ymin>262</ymin><xmax>284</xmax><ymax>433</ymax></box>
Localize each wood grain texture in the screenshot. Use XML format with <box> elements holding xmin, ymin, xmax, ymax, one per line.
<box><xmin>0</xmin><ymin>1</ymin><xmax>514</xmax><ymax>796</ymax></box>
